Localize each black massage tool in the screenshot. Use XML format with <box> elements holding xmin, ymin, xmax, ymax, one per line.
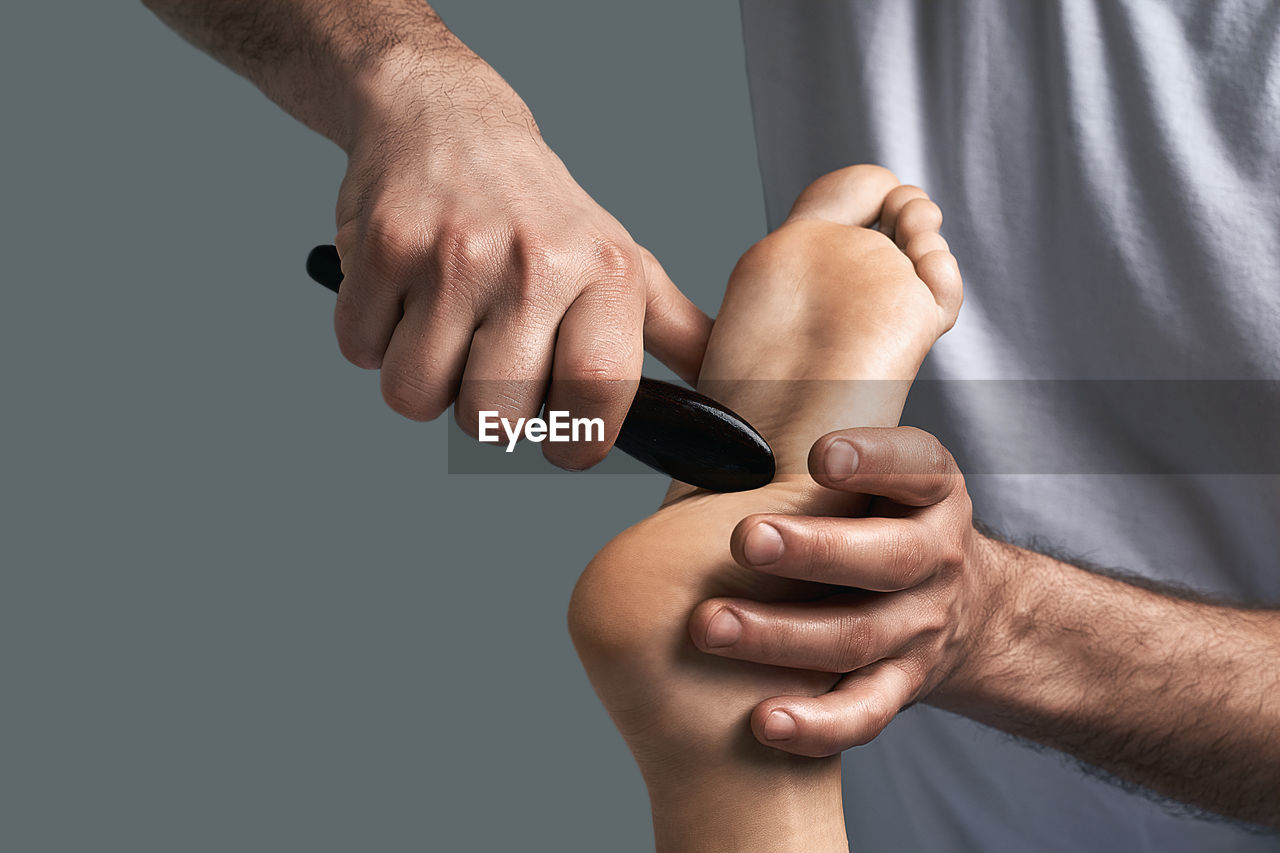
<box><xmin>305</xmin><ymin>245</ymin><xmax>776</xmax><ymax>492</ymax></box>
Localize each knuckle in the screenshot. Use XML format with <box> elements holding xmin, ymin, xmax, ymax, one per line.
<box><xmin>588</xmin><ymin>240</ymin><xmax>639</xmax><ymax>284</ymax></box>
<box><xmin>919</xmin><ymin>596</ymin><xmax>953</xmax><ymax>636</ymax></box>
<box><xmin>903</xmin><ymin>427</ymin><xmax>955</xmax><ymax>482</ymax></box>
<box><xmin>889</xmin><ymin>657</ymin><xmax>927</xmax><ymax>697</ymax></box>
<box><xmin>842</xmin><ymin>706</ymin><xmax>880</xmax><ymax>748</ymax></box>
<box><xmin>870</xmin><ymin>699</ymin><xmax>900</xmax><ymax>740</ymax></box>
<box><xmin>637</xmin><ymin>245</ymin><xmax>663</xmax><ymax>278</ymax></box>
<box><xmin>341</xmin><ymin>345</ymin><xmax>383</xmax><ymax>370</ymax></box>
<box><xmin>332</xmin><ymin>317</ymin><xmax>382</xmax><ymax>370</ymax></box>
<box><xmin>830</xmin><ymin>614</ymin><xmax>875</xmax><ymax>671</ymax></box>
<box><xmin>923</xmin><ymin>434</ymin><xmax>951</xmax><ymax>471</ymax></box>
<box><xmin>439</xmin><ymin>225</ymin><xmax>500</xmax><ymax>280</ymax></box>
<box><xmin>334</xmin><ymin>219</ymin><xmax>360</xmax><ymax>258</ymax></box>
<box><xmin>361</xmin><ymin>214</ymin><xmax>423</xmax><ymax>281</ymax></box>
<box><xmin>563</xmin><ymin>345</ymin><xmax>631</xmax><ymax>385</ymax></box>
<box><xmin>928</xmin><ymin>446</ymin><xmax>964</xmax><ymax>500</ymax></box>
<box><xmin>544</xmin><ymin>438</ymin><xmax>609</xmax><ymax>471</ymax></box>
<box><xmin>938</xmin><ymin>536</ymin><xmax>967</xmax><ymax>573</ymax></box>
<box><xmin>806</xmin><ymin>733</ymin><xmax>843</xmax><ymax>758</ymax></box>
<box><xmin>470</xmin><ymin>385</ymin><xmax>536</xmax><ymax>424</ymax></box>
<box><xmin>853</xmin><ymin>693</ymin><xmax>904</xmax><ymax>746</ymax></box>
<box><xmin>811</xmin><ymin>528</ymin><xmax>850</xmax><ymax>574</ymax></box>
<box><xmin>887</xmin><ymin>527</ymin><xmax>928</xmax><ymax>584</ymax></box>
<box><xmin>926</xmin><ymin>440</ymin><xmax>957</xmax><ymax>481</ymax></box>
<box><xmin>380</xmin><ymin>368</ymin><xmax>440</xmax><ymax>421</ymax></box>
<box><xmin>845</xmin><ymin>719</ymin><xmax>878</xmax><ymax>748</ymax></box>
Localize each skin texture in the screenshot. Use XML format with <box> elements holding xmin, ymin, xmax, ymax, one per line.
<box><xmin>569</xmin><ymin>165</ymin><xmax>963</xmax><ymax>852</ymax></box>
<box><xmin>143</xmin><ymin>0</ymin><xmax>711</xmax><ymax>468</ymax></box>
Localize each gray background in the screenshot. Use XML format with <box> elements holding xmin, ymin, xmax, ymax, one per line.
<box><xmin>1</xmin><ymin>2</ymin><xmax>762</xmax><ymax>851</ymax></box>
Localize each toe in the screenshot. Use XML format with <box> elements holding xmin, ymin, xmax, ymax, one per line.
<box><xmin>879</xmin><ymin>185</ymin><xmax>930</xmax><ymax>240</ymax></box>
<box><xmin>915</xmin><ymin>249</ymin><xmax>964</xmax><ymax>329</ymax></box>
<box><xmin>785</xmin><ymin>164</ymin><xmax>900</xmax><ymax>227</ymax></box>
<box><xmin>904</xmin><ymin>230</ymin><xmax>949</xmax><ymax>264</ymax></box>
<box><xmin>880</xmin><ymin>187</ymin><xmax>959</xmax><ymax>328</ymax></box>
<box><xmin>892</xmin><ymin>197</ymin><xmax>944</xmax><ymax>250</ymax></box>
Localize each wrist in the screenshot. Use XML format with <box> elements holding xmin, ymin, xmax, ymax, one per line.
<box><xmin>929</xmin><ymin>536</ymin><xmax>1091</xmax><ymax>729</ymax></box>
<box><xmin>929</xmin><ymin>531</ymin><xmax>1023</xmax><ymax>711</ymax></box>
<box><xmin>342</xmin><ymin>40</ymin><xmax>536</xmax><ymax>155</ymax></box>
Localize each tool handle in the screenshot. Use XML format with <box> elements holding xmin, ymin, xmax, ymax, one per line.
<box><xmin>306</xmin><ymin>244</ymin><xmax>344</xmax><ymax>294</ymax></box>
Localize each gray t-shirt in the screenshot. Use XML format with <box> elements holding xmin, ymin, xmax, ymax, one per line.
<box><xmin>740</xmin><ymin>1</ymin><xmax>1280</xmax><ymax>850</ymax></box>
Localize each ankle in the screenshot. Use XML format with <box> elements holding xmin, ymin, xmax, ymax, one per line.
<box><xmin>646</xmin><ymin>756</ymin><xmax>848</xmax><ymax>853</ymax></box>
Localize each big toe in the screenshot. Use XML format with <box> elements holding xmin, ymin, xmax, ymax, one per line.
<box><xmin>784</xmin><ymin>164</ymin><xmax>900</xmax><ymax>227</ymax></box>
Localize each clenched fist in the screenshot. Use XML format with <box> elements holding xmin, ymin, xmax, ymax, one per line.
<box><xmin>332</xmin><ymin>53</ymin><xmax>711</xmax><ymax>468</ymax></box>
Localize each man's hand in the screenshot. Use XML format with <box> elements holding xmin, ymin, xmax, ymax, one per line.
<box><xmin>144</xmin><ymin>0</ymin><xmax>711</xmax><ymax>469</ymax></box>
<box><xmin>335</xmin><ymin>56</ymin><xmax>711</xmax><ymax>468</ymax></box>
<box><xmin>690</xmin><ymin>426</ymin><xmax>1280</xmax><ymax>827</ymax></box>
<box><xmin>688</xmin><ymin>426</ymin><xmax>998</xmax><ymax>756</ymax></box>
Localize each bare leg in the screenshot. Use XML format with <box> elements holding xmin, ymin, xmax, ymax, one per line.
<box><xmin>569</xmin><ymin>166</ymin><xmax>962</xmax><ymax>852</ymax></box>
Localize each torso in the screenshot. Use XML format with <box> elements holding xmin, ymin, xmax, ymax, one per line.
<box><xmin>740</xmin><ymin>1</ymin><xmax>1280</xmax><ymax>849</ymax></box>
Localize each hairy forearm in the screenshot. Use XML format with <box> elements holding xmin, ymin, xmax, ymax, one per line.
<box><xmin>937</xmin><ymin>536</ymin><xmax>1280</xmax><ymax>827</ymax></box>
<box><xmin>142</xmin><ymin>0</ymin><xmax>482</xmax><ymax>149</ymax></box>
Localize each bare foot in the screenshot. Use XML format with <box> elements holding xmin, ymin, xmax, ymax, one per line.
<box><xmin>568</xmin><ymin>165</ymin><xmax>961</xmax><ymax>852</ymax></box>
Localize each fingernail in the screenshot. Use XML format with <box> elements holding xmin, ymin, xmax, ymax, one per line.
<box><xmin>824</xmin><ymin>439</ymin><xmax>859</xmax><ymax>481</ymax></box>
<box><xmin>763</xmin><ymin>709</ymin><xmax>797</xmax><ymax>741</ymax></box>
<box><xmin>742</xmin><ymin>523</ymin><xmax>784</xmax><ymax>566</ymax></box>
<box><xmin>704</xmin><ymin>609</ymin><xmax>742</xmax><ymax>648</ymax></box>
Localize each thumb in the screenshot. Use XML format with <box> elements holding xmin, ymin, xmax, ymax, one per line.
<box><xmin>639</xmin><ymin>247</ymin><xmax>713</xmax><ymax>385</ymax></box>
<box><xmin>750</xmin><ymin>660</ymin><xmax>916</xmax><ymax>757</ymax></box>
